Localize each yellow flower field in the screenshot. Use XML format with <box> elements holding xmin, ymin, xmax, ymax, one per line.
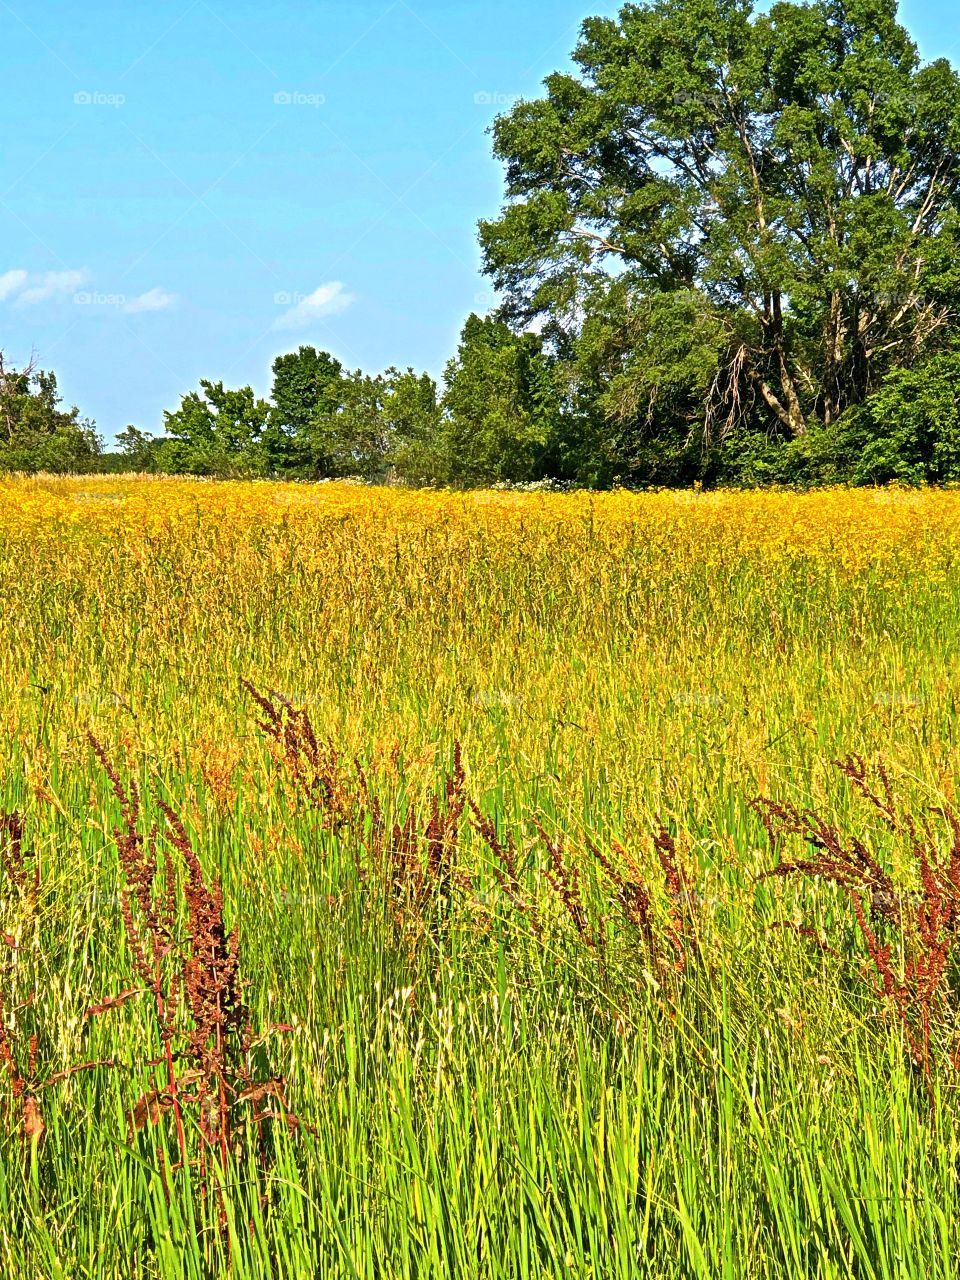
<box><xmin>2</xmin><ymin>473</ymin><xmax>960</xmax><ymax>1277</ymax></box>
<box><xmin>2</xmin><ymin>474</ymin><xmax>958</xmax><ymax>823</ymax></box>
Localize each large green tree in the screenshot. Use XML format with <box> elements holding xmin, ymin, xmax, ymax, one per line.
<box><xmin>0</xmin><ymin>355</ymin><xmax>100</xmax><ymax>473</ymax></box>
<box><xmin>313</xmin><ymin>370</ymin><xmax>390</xmax><ymax>479</ymax></box>
<box><xmin>440</xmin><ymin>314</ymin><xmax>565</xmax><ymax>484</ymax></box>
<box><xmin>381</xmin><ymin>369</ymin><xmax>444</xmax><ymax>485</ymax></box>
<box><xmin>115</xmin><ymin>425</ymin><xmax>160</xmax><ymax>471</ymax></box>
<box><xmin>157</xmin><ymin>381</ymin><xmax>272</xmax><ymax>478</ymax></box>
<box><xmin>269</xmin><ymin>346</ymin><xmax>346</xmax><ymax>475</ymax></box>
<box><xmin>480</xmin><ymin>0</ymin><xmax>960</xmax><ymax>452</ymax></box>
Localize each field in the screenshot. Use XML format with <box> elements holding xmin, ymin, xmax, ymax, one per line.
<box><xmin>1</xmin><ymin>474</ymin><xmax>960</xmax><ymax>1278</ymax></box>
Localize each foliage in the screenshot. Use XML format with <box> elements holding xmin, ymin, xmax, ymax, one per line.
<box><xmin>146</xmin><ymin>351</ymin><xmax>444</xmax><ymax>483</ymax></box>
<box><xmin>114</xmin><ymin>425</ymin><xmax>162</xmax><ymax>472</ymax></box>
<box><xmin>156</xmin><ymin>381</ymin><xmax>273</xmax><ymax>478</ymax></box>
<box><xmin>438</xmin><ymin>313</ymin><xmax>566</xmax><ymax>484</ymax></box>
<box><xmin>382</xmin><ymin>368</ymin><xmax>445</xmax><ymax>484</ymax></box>
<box><xmin>837</xmin><ymin>347</ymin><xmax>960</xmax><ymax>483</ymax></box>
<box><xmin>480</xmin><ymin>0</ymin><xmax>960</xmax><ymax>460</ymax></box>
<box><xmin>0</xmin><ymin>356</ymin><xmax>101</xmax><ymax>473</ymax></box>
<box><xmin>268</xmin><ymin>345</ymin><xmax>346</xmax><ymax>476</ymax></box>
<box><xmin>314</xmin><ymin>369</ymin><xmax>392</xmax><ymax>479</ymax></box>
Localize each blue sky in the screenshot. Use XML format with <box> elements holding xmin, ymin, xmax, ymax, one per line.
<box><xmin>0</xmin><ymin>0</ymin><xmax>956</xmax><ymax>444</ymax></box>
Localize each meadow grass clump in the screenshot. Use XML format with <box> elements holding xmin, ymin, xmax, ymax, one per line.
<box><xmin>0</xmin><ymin>476</ymin><xmax>959</xmax><ymax>1275</ymax></box>
<box><xmin>756</xmin><ymin>754</ymin><xmax>960</xmax><ymax>1105</ymax></box>
<box><xmin>85</xmin><ymin>734</ymin><xmax>304</xmax><ymax>1246</ymax></box>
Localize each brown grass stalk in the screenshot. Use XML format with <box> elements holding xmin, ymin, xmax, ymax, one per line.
<box><xmin>755</xmin><ymin>754</ymin><xmax>960</xmax><ymax>1104</ymax></box>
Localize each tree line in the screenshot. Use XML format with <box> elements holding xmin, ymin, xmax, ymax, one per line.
<box><xmin>4</xmin><ymin>0</ymin><xmax>960</xmax><ymax>487</ymax></box>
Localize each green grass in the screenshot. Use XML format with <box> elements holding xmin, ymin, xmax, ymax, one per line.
<box><xmin>0</xmin><ymin>477</ymin><xmax>958</xmax><ymax>1277</ymax></box>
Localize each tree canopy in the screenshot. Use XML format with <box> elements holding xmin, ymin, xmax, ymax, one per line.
<box><xmin>481</xmin><ymin>0</ymin><xmax>960</xmax><ymax>462</ymax></box>
<box><xmin>0</xmin><ymin>355</ymin><xmax>100</xmax><ymax>473</ymax></box>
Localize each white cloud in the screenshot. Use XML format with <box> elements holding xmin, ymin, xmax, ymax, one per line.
<box><xmin>273</xmin><ymin>281</ymin><xmax>355</xmax><ymax>331</ymax></box>
<box><xmin>0</xmin><ymin>270</ymin><xmax>28</xmax><ymax>302</ymax></box>
<box><xmin>15</xmin><ymin>270</ymin><xmax>89</xmax><ymax>306</ymax></box>
<box><xmin>124</xmin><ymin>287</ymin><xmax>176</xmax><ymax>314</ymax></box>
